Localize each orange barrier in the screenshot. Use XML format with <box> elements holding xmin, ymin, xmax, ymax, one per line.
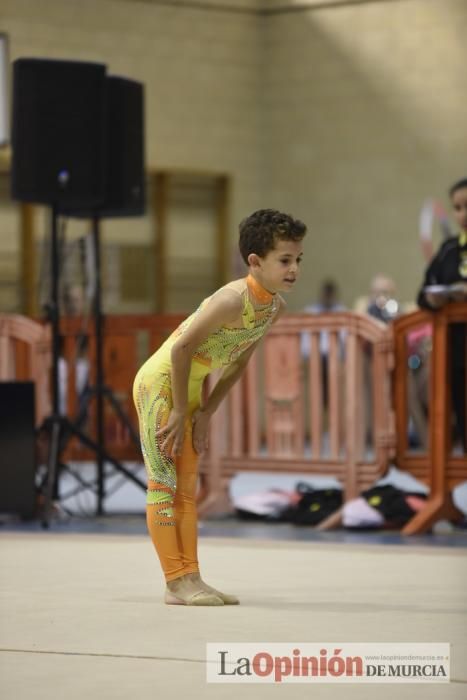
<box><xmin>198</xmin><ymin>313</ymin><xmax>395</xmax><ymax>524</ymax></box>
<box><xmin>4</xmin><ymin>309</ymin><xmax>465</xmax><ymax>535</ymax></box>
<box><xmin>392</xmin><ymin>303</ymin><xmax>467</xmax><ymax>534</ymax></box>
<box><xmin>0</xmin><ymin>312</ymin><xmax>395</xmax><ymax>523</ymax></box>
<box><xmin>0</xmin><ymin>314</ymin><xmax>51</xmax><ymax>426</ymax></box>
<box><xmin>54</xmin><ymin>315</ymin><xmax>185</xmax><ymax>461</ymax></box>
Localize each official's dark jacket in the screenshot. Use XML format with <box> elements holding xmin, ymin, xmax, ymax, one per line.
<box><xmin>417</xmin><ymin>235</ymin><xmax>466</xmax><ymax>368</ymax></box>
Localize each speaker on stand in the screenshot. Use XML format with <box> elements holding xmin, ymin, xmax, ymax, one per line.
<box><xmin>11</xmin><ymin>58</ymin><xmax>147</xmax><ymax>527</ymax></box>
<box><xmin>60</xmin><ymin>75</ymin><xmax>146</xmax><ymax>518</ymax></box>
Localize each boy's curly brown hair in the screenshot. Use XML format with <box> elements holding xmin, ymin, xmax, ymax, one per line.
<box><xmin>449</xmin><ymin>178</ymin><xmax>467</xmax><ymax>197</ymax></box>
<box><xmin>239</xmin><ymin>209</ymin><xmax>306</xmax><ymax>265</ymax></box>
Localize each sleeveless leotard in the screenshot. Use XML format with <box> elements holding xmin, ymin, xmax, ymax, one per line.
<box><xmin>133</xmin><ymin>274</ymin><xmax>279</xmax><ymax>491</ymax></box>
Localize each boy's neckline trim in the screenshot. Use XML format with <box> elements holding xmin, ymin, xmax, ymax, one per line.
<box><xmin>246</xmin><ymin>273</ymin><xmax>276</xmax><ymax>304</ymax></box>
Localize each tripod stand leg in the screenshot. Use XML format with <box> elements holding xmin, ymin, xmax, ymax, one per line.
<box><xmin>42</xmin><ymin>419</ymin><xmax>61</xmax><ymax>529</ymax></box>
<box><xmin>66</xmin><ymin>420</ymin><xmax>147</xmax><ymax>490</ymax></box>
<box><xmin>104</xmin><ymin>386</ymin><xmax>141</xmax><ymax>447</ymax></box>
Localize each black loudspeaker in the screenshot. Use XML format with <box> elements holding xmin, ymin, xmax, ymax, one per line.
<box><xmin>58</xmin><ymin>75</ymin><xmax>145</xmax><ymax>218</ymax></box>
<box><xmin>100</xmin><ymin>76</ymin><xmax>145</xmax><ymax>217</ymax></box>
<box><xmin>0</xmin><ymin>382</ymin><xmax>36</xmax><ymax>518</ymax></box>
<box><xmin>11</xmin><ymin>58</ymin><xmax>107</xmax><ymax>208</ymax></box>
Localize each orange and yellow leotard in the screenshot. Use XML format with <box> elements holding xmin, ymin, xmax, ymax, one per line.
<box><xmin>133</xmin><ymin>273</ymin><xmax>278</xmax><ymax>490</ymax></box>
<box><xmin>132</xmin><ymin>274</ymin><xmax>278</xmax><ymax>581</ymax></box>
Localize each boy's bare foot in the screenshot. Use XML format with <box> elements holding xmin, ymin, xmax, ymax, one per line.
<box><xmin>165</xmin><ymin>574</ymin><xmax>224</xmax><ymax>606</ymax></box>
<box><xmin>187</xmin><ymin>572</ymin><xmax>240</xmax><ymax>605</ymax></box>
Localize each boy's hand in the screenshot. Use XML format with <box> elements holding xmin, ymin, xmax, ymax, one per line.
<box><xmin>156</xmin><ymin>409</ymin><xmax>186</xmax><ymax>458</ymax></box>
<box><xmin>192</xmin><ymin>408</ymin><xmax>211</xmax><ymax>455</ymax></box>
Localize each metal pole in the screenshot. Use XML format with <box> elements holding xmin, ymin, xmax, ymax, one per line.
<box><xmin>50</xmin><ymin>205</ymin><xmax>61</xmax><ymax>418</ymax></box>
<box><xmin>92</xmin><ymin>215</ymin><xmax>105</xmax><ymax>515</ymax></box>
<box><xmin>41</xmin><ymin>204</ymin><xmax>62</xmax><ymax>528</ymax></box>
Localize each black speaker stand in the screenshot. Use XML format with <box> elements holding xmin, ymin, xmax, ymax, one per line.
<box><xmin>41</xmin><ymin>207</ymin><xmax>145</xmax><ymax>528</ymax></box>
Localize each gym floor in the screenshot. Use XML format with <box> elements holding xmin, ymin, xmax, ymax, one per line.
<box><xmin>2</xmin><ymin>464</ymin><xmax>466</xmax><ymax>698</ymax></box>
<box><xmin>1</xmin><ymin>529</ymin><xmax>466</xmax><ymax>699</ymax></box>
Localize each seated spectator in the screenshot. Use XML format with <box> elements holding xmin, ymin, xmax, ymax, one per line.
<box><xmin>354</xmin><ymin>274</ymin><xmax>401</xmax><ymax>323</ymax></box>
<box><xmin>301</xmin><ymin>279</ymin><xmax>346</xmax><ymax>358</ymax></box>
<box><xmin>301</xmin><ymin>279</ymin><xmax>346</xmax><ymax>410</ymax></box>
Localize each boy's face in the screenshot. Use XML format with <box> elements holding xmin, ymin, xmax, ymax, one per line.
<box><xmin>249</xmin><ymin>239</ymin><xmax>303</xmax><ymax>293</ymax></box>
<box><xmin>452</xmin><ymin>186</ymin><xmax>467</xmax><ymax>232</ymax></box>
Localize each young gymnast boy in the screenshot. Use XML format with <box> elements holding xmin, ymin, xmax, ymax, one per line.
<box><xmin>133</xmin><ymin>209</ymin><xmax>306</xmax><ymax>605</ymax></box>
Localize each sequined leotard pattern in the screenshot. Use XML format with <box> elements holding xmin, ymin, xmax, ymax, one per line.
<box><xmin>132</xmin><ymin>275</ymin><xmax>278</xmax><ymax>524</ymax></box>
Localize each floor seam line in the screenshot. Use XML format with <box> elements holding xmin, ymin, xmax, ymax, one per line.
<box><xmin>0</xmin><ymin>648</ymin><xmax>204</xmax><ymax>663</ymax></box>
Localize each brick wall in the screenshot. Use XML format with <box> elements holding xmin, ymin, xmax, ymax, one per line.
<box><xmin>1</xmin><ymin>0</ymin><xmax>466</xmax><ymax>311</ymax></box>
<box><xmin>262</xmin><ymin>0</ymin><xmax>467</xmax><ymax>308</ymax></box>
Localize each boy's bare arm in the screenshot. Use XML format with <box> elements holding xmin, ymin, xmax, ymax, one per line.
<box><xmin>157</xmin><ymin>290</ymin><xmax>243</xmax><ymax>457</ymax></box>
<box><xmin>200</xmin><ymin>338</ymin><xmax>260</xmax><ymax>416</ymax></box>
<box><xmin>191</xmin><ymin>293</ymin><xmax>289</xmax><ymax>453</ymax></box>
<box><xmin>170</xmin><ymin>289</ymin><xmax>243</xmax><ymax>414</ymax></box>
<box><xmin>197</xmin><ymin>295</ymin><xmax>286</xmax><ymax>415</ymax></box>
<box><xmin>201</xmin><ymin>296</ymin><xmax>286</xmax><ymax>416</ymax></box>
